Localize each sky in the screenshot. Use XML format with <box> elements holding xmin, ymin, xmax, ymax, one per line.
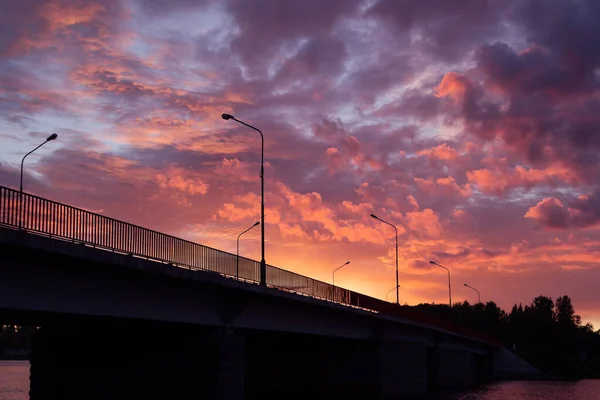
<box><xmin>1</xmin><ymin>0</ymin><xmax>600</xmax><ymax>327</ymax></box>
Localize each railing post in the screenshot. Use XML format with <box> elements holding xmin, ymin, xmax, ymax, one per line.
<box><xmin>18</xmin><ymin>191</ymin><xmax>23</xmax><ymax>231</ymax></box>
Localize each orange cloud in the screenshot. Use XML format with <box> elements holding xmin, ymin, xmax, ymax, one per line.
<box><xmin>156</xmin><ymin>169</ymin><xmax>209</xmax><ymax>196</ymax></box>
<box><xmin>417</xmin><ymin>143</ymin><xmax>459</xmax><ymax>160</ymax></box>
<box><xmin>405</xmin><ymin>209</ymin><xmax>443</xmax><ymax>238</ymax></box>
<box><xmin>414</xmin><ymin>176</ymin><xmax>472</xmax><ymax>198</ymax></box>
<box><xmin>525</xmin><ymin>198</ymin><xmax>568</xmax><ymax>227</ymax></box>
<box><xmin>467</xmin><ymin>164</ymin><xmax>577</xmax><ymax>195</ymax></box>
<box><xmin>407</xmin><ymin>195</ymin><xmax>420</xmax><ymax>211</ymax></box>
<box><xmin>39</xmin><ymin>3</ymin><xmax>106</xmax><ymax>31</ymax></box>
<box><xmin>434</xmin><ymin>72</ymin><xmax>469</xmax><ymax>103</ymax></box>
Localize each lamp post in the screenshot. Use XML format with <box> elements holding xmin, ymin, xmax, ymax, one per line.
<box><xmin>237</xmin><ymin>221</ymin><xmax>259</xmax><ymax>279</ymax></box>
<box><xmin>370</xmin><ymin>213</ymin><xmax>399</xmax><ymax>305</ymax></box>
<box><xmin>429</xmin><ymin>260</ymin><xmax>452</xmax><ymax>307</ymax></box>
<box><xmin>331</xmin><ymin>261</ymin><xmax>350</xmax><ymax>301</ymax></box>
<box><xmin>20</xmin><ymin>133</ymin><xmax>58</xmax><ymax>194</ymax></box>
<box><xmin>386</xmin><ymin>285</ymin><xmax>400</xmax><ymax>302</ymax></box>
<box><xmin>222</xmin><ymin>114</ymin><xmax>266</xmax><ymax>286</ymax></box>
<box><xmin>464</xmin><ymin>283</ymin><xmax>481</xmax><ymax>303</ymax></box>
<box><xmin>19</xmin><ymin>133</ymin><xmax>58</xmax><ymax>230</ymax></box>
<box><xmin>332</xmin><ymin>261</ymin><xmax>350</xmax><ymax>287</ymax></box>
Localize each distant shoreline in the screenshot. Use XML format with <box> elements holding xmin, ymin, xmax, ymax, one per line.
<box><xmin>0</xmin><ymin>357</ymin><xmax>30</xmax><ymax>361</ymax></box>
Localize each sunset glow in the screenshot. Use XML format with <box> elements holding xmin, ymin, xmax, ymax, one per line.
<box><xmin>2</xmin><ymin>0</ymin><xmax>600</xmax><ymax>328</ymax></box>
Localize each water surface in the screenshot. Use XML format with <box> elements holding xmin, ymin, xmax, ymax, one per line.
<box><xmin>0</xmin><ymin>361</ymin><xmax>28</xmax><ymax>400</ymax></box>
<box><xmin>1</xmin><ymin>361</ymin><xmax>598</xmax><ymax>400</ymax></box>
<box><xmin>453</xmin><ymin>380</ymin><xmax>600</xmax><ymax>400</ymax></box>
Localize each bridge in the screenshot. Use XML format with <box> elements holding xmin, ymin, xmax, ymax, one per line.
<box><xmin>0</xmin><ymin>185</ymin><xmax>524</xmax><ymax>399</ymax></box>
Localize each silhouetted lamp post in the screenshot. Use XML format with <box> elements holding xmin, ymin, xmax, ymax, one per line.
<box><xmin>237</xmin><ymin>221</ymin><xmax>259</xmax><ymax>279</ymax></box>
<box><xmin>222</xmin><ymin>113</ymin><xmax>266</xmax><ymax>286</ymax></box>
<box><xmin>370</xmin><ymin>213</ymin><xmax>399</xmax><ymax>305</ymax></box>
<box><xmin>331</xmin><ymin>261</ymin><xmax>350</xmax><ymax>302</ymax></box>
<box><xmin>19</xmin><ymin>133</ymin><xmax>58</xmax><ymax>230</ymax></box>
<box><xmin>464</xmin><ymin>283</ymin><xmax>481</xmax><ymax>303</ymax></box>
<box><xmin>429</xmin><ymin>260</ymin><xmax>452</xmax><ymax>307</ymax></box>
<box><xmin>20</xmin><ymin>133</ymin><xmax>58</xmax><ymax>194</ymax></box>
<box><xmin>332</xmin><ymin>261</ymin><xmax>350</xmax><ymax>287</ymax></box>
<box><xmin>386</xmin><ymin>285</ymin><xmax>400</xmax><ymax>302</ymax></box>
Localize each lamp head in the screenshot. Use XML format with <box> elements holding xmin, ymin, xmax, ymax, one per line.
<box><xmin>221</xmin><ymin>113</ymin><xmax>234</xmax><ymax>120</ymax></box>
<box><xmin>464</xmin><ymin>283</ymin><xmax>468</xmax><ymax>286</ymax></box>
<box><xmin>253</xmin><ymin>221</ymin><xmax>260</xmax><ymax>227</ymax></box>
<box><xmin>429</xmin><ymin>260</ymin><xmax>435</xmax><ymax>264</ymax></box>
<box><xmin>345</xmin><ymin>261</ymin><xmax>350</xmax><ymax>265</ymax></box>
<box><xmin>47</xmin><ymin>133</ymin><xmax>58</xmax><ymax>141</ymax></box>
<box><xmin>370</xmin><ymin>214</ymin><xmax>378</xmax><ymax>219</ymax></box>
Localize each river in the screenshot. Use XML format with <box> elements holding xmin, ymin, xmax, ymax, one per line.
<box><xmin>1</xmin><ymin>360</ymin><xmax>599</xmax><ymax>399</ymax></box>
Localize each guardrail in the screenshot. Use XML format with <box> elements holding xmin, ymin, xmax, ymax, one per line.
<box><xmin>0</xmin><ymin>185</ymin><xmax>500</xmax><ymax>346</ymax></box>
<box><xmin>0</xmin><ymin>185</ymin><xmax>351</xmax><ymax>302</ymax></box>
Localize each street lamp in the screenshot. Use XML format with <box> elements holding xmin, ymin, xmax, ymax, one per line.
<box><xmin>237</xmin><ymin>221</ymin><xmax>260</xmax><ymax>279</ymax></box>
<box><xmin>20</xmin><ymin>133</ymin><xmax>58</xmax><ymax>193</ymax></box>
<box><xmin>386</xmin><ymin>285</ymin><xmax>401</xmax><ymax>302</ymax></box>
<box><xmin>222</xmin><ymin>113</ymin><xmax>266</xmax><ymax>286</ymax></box>
<box><xmin>429</xmin><ymin>260</ymin><xmax>452</xmax><ymax>307</ymax></box>
<box><xmin>370</xmin><ymin>213</ymin><xmax>399</xmax><ymax>305</ymax></box>
<box><xmin>332</xmin><ymin>261</ymin><xmax>350</xmax><ymax>287</ymax></box>
<box><xmin>464</xmin><ymin>283</ymin><xmax>481</xmax><ymax>303</ymax></box>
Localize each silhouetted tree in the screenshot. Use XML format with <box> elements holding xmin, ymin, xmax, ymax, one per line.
<box><xmin>414</xmin><ymin>294</ymin><xmax>600</xmax><ymax>379</ymax></box>
<box><xmin>556</xmin><ymin>295</ymin><xmax>580</xmax><ymax>327</ymax></box>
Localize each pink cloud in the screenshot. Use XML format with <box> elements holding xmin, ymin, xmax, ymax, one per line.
<box><xmin>414</xmin><ymin>176</ymin><xmax>472</xmax><ymax>198</ymax></box>
<box><xmin>526</xmin><ymin>190</ymin><xmax>600</xmax><ymax>229</ymax></box>
<box><xmin>156</xmin><ymin>167</ymin><xmax>209</xmax><ymax>196</ymax></box>
<box><xmin>467</xmin><ymin>164</ymin><xmax>577</xmax><ymax>195</ymax></box>
<box><xmin>3</xmin><ymin>0</ymin><xmax>600</xmax><ymax>327</ymax></box>
<box><xmin>417</xmin><ymin>143</ymin><xmax>459</xmax><ymax>160</ymax></box>
<box><xmin>525</xmin><ymin>198</ymin><xmax>569</xmax><ymax>228</ymax></box>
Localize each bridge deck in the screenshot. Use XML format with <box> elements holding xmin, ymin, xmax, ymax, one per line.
<box><xmin>0</xmin><ymin>184</ymin><xmax>499</xmax><ymax>346</ymax></box>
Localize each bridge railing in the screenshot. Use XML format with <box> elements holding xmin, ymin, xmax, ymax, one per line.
<box><xmin>0</xmin><ymin>185</ymin><xmax>261</xmax><ymax>281</ymax></box>
<box><xmin>0</xmin><ymin>185</ymin><xmax>353</xmax><ymax>303</ymax></box>
<box><xmin>0</xmin><ymin>185</ymin><xmax>500</xmax><ymax>346</ymax></box>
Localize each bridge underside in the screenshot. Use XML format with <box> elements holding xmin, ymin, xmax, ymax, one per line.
<box><xmin>0</xmin><ymin>228</ymin><xmax>495</xmax><ymax>399</ymax></box>
<box><xmin>28</xmin><ymin>321</ymin><xmax>491</xmax><ymax>400</ymax></box>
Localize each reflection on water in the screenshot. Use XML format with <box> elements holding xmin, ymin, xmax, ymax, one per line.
<box><xmin>0</xmin><ymin>360</ymin><xmax>598</xmax><ymax>400</ymax></box>
<box><xmin>0</xmin><ymin>360</ymin><xmax>28</xmax><ymax>400</ymax></box>
<box><xmin>454</xmin><ymin>380</ymin><xmax>600</xmax><ymax>400</ymax></box>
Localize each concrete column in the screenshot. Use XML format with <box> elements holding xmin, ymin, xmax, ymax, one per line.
<box><xmin>243</xmin><ymin>330</ymin><xmax>377</xmax><ymax>397</ymax></box>
<box><xmin>434</xmin><ymin>347</ymin><xmax>477</xmax><ymax>389</ymax></box>
<box><xmin>376</xmin><ymin>334</ymin><xmax>428</xmax><ymax>398</ymax></box>
<box><xmin>214</xmin><ymin>329</ymin><xmax>245</xmax><ymax>400</ymax></box>
<box><xmin>29</xmin><ymin>328</ymin><xmax>57</xmax><ymax>400</ymax></box>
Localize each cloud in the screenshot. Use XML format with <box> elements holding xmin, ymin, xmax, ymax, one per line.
<box><xmin>467</xmin><ymin>163</ymin><xmax>577</xmax><ymax>195</ymax></box>
<box><xmin>368</xmin><ymin>0</ymin><xmax>512</xmax><ymax>62</ymax></box>
<box><xmin>526</xmin><ymin>190</ymin><xmax>600</xmax><ymax>229</ymax></box>
<box><xmin>156</xmin><ymin>166</ymin><xmax>209</xmax><ymax>196</ymax></box>
<box><xmin>525</xmin><ymin>198</ymin><xmax>570</xmax><ymax>228</ymax></box>
<box><xmin>3</xmin><ymin>0</ymin><xmax>600</xmax><ymax>326</ymax></box>
<box><xmin>433</xmin><ymin>1</ymin><xmax>600</xmax><ymax>184</ymax></box>
<box><xmin>414</xmin><ymin>176</ymin><xmax>472</xmax><ymax>198</ymax></box>
<box><xmin>228</xmin><ymin>0</ymin><xmax>360</xmax><ymax>66</ymax></box>
<box><xmin>417</xmin><ymin>143</ymin><xmax>459</xmax><ymax>161</ymax></box>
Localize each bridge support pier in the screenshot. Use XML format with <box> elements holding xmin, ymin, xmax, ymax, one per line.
<box><xmin>29</xmin><ymin>323</ymin><xmax>247</xmax><ymax>400</ymax></box>
<box><xmin>244</xmin><ymin>330</ymin><xmax>378</xmax><ymax>397</ymax></box>
<box><xmin>429</xmin><ymin>345</ymin><xmax>478</xmax><ymax>389</ymax></box>
<box><xmin>376</xmin><ymin>334</ymin><xmax>428</xmax><ymax>398</ymax></box>
<box><xmin>213</xmin><ymin>329</ymin><xmax>245</xmax><ymax>400</ymax></box>
<box><xmin>26</xmin><ymin>323</ymin><xmax>497</xmax><ymax>399</ymax></box>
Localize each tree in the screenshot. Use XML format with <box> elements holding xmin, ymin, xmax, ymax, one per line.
<box><xmin>413</xmin><ymin>294</ymin><xmax>600</xmax><ymax>378</ymax></box>
<box><xmin>531</xmin><ymin>295</ymin><xmax>555</xmax><ymax>322</ymax></box>
<box><xmin>556</xmin><ymin>295</ymin><xmax>580</xmax><ymax>327</ymax></box>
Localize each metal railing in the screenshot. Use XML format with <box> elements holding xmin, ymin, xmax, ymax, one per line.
<box><xmin>0</xmin><ymin>185</ymin><xmax>499</xmax><ymax>346</ymax></box>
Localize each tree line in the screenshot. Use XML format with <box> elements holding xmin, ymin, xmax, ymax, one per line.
<box><xmin>414</xmin><ymin>295</ymin><xmax>600</xmax><ymax>379</ymax></box>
